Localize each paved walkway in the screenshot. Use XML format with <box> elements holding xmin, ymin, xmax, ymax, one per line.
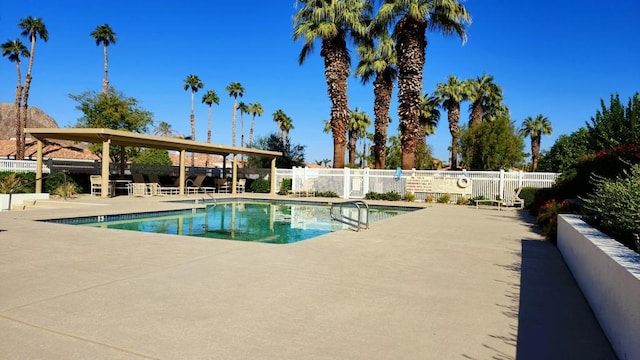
<box><xmin>0</xmin><ymin>195</ymin><xmax>615</xmax><ymax>359</ymax></box>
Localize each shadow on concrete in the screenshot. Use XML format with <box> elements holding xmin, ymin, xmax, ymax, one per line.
<box><xmin>515</xmin><ymin>238</ymin><xmax>617</xmax><ymax>359</ymax></box>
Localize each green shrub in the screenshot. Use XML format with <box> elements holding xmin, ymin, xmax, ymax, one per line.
<box><xmin>316</xmin><ymin>191</ymin><xmax>339</xmax><ymax>198</ymax></box>
<box><xmin>45</xmin><ymin>173</ymin><xmax>80</xmax><ymax>194</ymax></box>
<box><xmin>249</xmin><ymin>178</ymin><xmax>270</xmax><ymax>193</ymax></box>
<box><xmin>52</xmin><ymin>182</ymin><xmax>79</xmax><ymax>198</ymax></box>
<box><xmin>536</xmin><ymin>199</ymin><xmax>576</xmax><ymax>243</ymax></box>
<box><xmin>581</xmin><ymin>164</ymin><xmax>640</xmax><ymax>251</ymax></box>
<box><xmin>278</xmin><ymin>178</ymin><xmax>292</xmax><ymax>195</ymax></box>
<box><xmin>404</xmin><ymin>191</ymin><xmax>416</xmax><ymax>202</ymax></box>
<box><xmin>456</xmin><ymin>196</ymin><xmax>469</xmax><ymax>205</ymax></box>
<box><xmin>518</xmin><ymin>187</ymin><xmax>538</xmax><ymax>209</ymax></box>
<box><xmin>424</xmin><ymin>194</ymin><xmax>434</xmax><ymax>203</ymax></box>
<box><xmin>365</xmin><ymin>191</ymin><xmax>401</xmax><ymax>201</ymax></box>
<box><xmin>437</xmin><ymin>193</ymin><xmax>451</xmax><ymax>204</ymax></box>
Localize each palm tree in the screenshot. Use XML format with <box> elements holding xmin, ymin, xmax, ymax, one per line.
<box><xmin>154</xmin><ymin>121</ymin><xmax>175</xmax><ymax>137</ymax></box>
<box><xmin>183</xmin><ymin>74</ymin><xmax>204</xmax><ymax>166</ymax></box>
<box><xmin>226</xmin><ymin>82</ymin><xmax>245</xmax><ymax>147</ymax></box>
<box><xmin>201</xmin><ymin>89</ymin><xmax>219</xmax><ymax>166</ymax></box>
<box><xmin>520</xmin><ymin>114</ymin><xmax>553</xmax><ymax>172</ymax></box>
<box><xmin>90</xmin><ymin>24</ymin><xmax>117</xmax><ymax>94</ymax></box>
<box><xmin>18</xmin><ymin>16</ymin><xmax>49</xmax><ymax>160</ymax></box>
<box><xmin>273</xmin><ymin>109</ymin><xmax>287</xmax><ymax>141</ymax></box>
<box><xmin>237</xmin><ymin>102</ymin><xmax>250</xmax><ymax>148</ymax></box>
<box><xmin>347</xmin><ymin>108</ymin><xmax>371</xmax><ymax>165</ymax></box>
<box><xmin>293</xmin><ymin>0</ymin><xmax>371</xmax><ymax>168</ymax></box>
<box><xmin>280</xmin><ymin>113</ymin><xmax>294</xmax><ymax>150</ymax></box>
<box><xmin>321</xmin><ymin>158</ymin><xmax>332</xmax><ymax>167</ymax></box>
<box><xmin>418</xmin><ymin>93</ymin><xmax>440</xmax><ymax>146</ymax></box>
<box><xmin>435</xmin><ymin>75</ymin><xmax>468</xmax><ymax>170</ymax></box>
<box><xmin>201</xmin><ymin>90</ymin><xmax>220</xmax><ymax>144</ymax></box>
<box><xmin>248</xmin><ymin>102</ymin><xmax>263</xmax><ymax>148</ymax></box>
<box><xmin>374</xmin><ymin>0</ymin><xmax>470</xmax><ymax>169</ymax></box>
<box><xmin>467</xmin><ymin>73</ymin><xmax>502</xmax><ymax>127</ymax></box>
<box><xmin>2</xmin><ymin>39</ymin><xmax>29</xmax><ymax>158</ymax></box>
<box><xmin>355</xmin><ymin>30</ymin><xmax>397</xmax><ymax>169</ymax></box>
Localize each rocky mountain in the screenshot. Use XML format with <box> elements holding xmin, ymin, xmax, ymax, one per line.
<box><xmin>0</xmin><ymin>103</ymin><xmax>59</xmax><ymax>140</ymax></box>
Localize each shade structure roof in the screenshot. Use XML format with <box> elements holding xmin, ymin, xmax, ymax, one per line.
<box><xmin>24</xmin><ymin>128</ymin><xmax>282</xmax><ymax>158</ymax></box>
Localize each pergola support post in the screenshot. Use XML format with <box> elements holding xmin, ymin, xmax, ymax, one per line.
<box><xmin>36</xmin><ymin>140</ymin><xmax>43</xmax><ymax>193</ymax></box>
<box><xmin>231</xmin><ymin>155</ymin><xmax>237</xmax><ymax>195</ymax></box>
<box><xmin>270</xmin><ymin>157</ymin><xmax>277</xmax><ymax>194</ymax></box>
<box><xmin>179</xmin><ymin>149</ymin><xmax>186</xmax><ymax>195</ymax></box>
<box><xmin>101</xmin><ymin>139</ymin><xmax>110</xmax><ymax>198</ymax></box>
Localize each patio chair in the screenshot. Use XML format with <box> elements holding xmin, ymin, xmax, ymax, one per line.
<box><xmin>504</xmin><ymin>188</ymin><xmax>524</xmax><ymax>209</ymax></box>
<box><xmin>89</xmin><ymin>175</ymin><xmax>113</xmax><ymax>197</ymax></box>
<box><xmin>236</xmin><ymin>179</ymin><xmax>246</xmax><ymax>193</ymax></box>
<box><xmin>148</xmin><ymin>174</ymin><xmax>179</xmax><ymax>195</ymax></box>
<box><xmin>215</xmin><ymin>178</ymin><xmax>230</xmax><ymax>193</ymax></box>
<box><xmin>186</xmin><ymin>175</ymin><xmax>216</xmax><ymax>194</ymax></box>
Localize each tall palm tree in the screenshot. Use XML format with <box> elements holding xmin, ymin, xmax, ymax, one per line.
<box><xmin>90</xmin><ymin>24</ymin><xmax>117</xmax><ymax>94</ymax></box>
<box><xmin>18</xmin><ymin>16</ymin><xmax>48</xmax><ymax>160</ymax></box>
<box><xmin>374</xmin><ymin>0</ymin><xmax>470</xmax><ymax>169</ymax></box>
<box><xmin>237</xmin><ymin>102</ymin><xmax>250</xmax><ymax>148</ymax></box>
<box><xmin>355</xmin><ymin>30</ymin><xmax>397</xmax><ymax>169</ymax></box>
<box><xmin>154</xmin><ymin>121</ymin><xmax>175</xmax><ymax>137</ymax></box>
<box><xmin>183</xmin><ymin>74</ymin><xmax>204</xmax><ymax>166</ymax></box>
<box><xmin>467</xmin><ymin>73</ymin><xmax>502</xmax><ymax>127</ymax></box>
<box><xmin>347</xmin><ymin>108</ymin><xmax>371</xmax><ymax>165</ymax></box>
<box><xmin>418</xmin><ymin>93</ymin><xmax>440</xmax><ymax>146</ymax></box>
<box><xmin>226</xmin><ymin>82</ymin><xmax>245</xmax><ymax>147</ymax></box>
<box><xmin>201</xmin><ymin>90</ymin><xmax>220</xmax><ymax>144</ymax></box>
<box><xmin>293</xmin><ymin>0</ymin><xmax>371</xmax><ymax>168</ymax></box>
<box><xmin>2</xmin><ymin>39</ymin><xmax>29</xmax><ymax>158</ymax></box>
<box><xmin>434</xmin><ymin>75</ymin><xmax>468</xmax><ymax>170</ymax></box>
<box><xmin>272</xmin><ymin>109</ymin><xmax>287</xmax><ymax>141</ymax></box>
<box><xmin>248</xmin><ymin>102</ymin><xmax>263</xmax><ymax>148</ymax></box>
<box><xmin>520</xmin><ymin>114</ymin><xmax>553</xmax><ymax>172</ymax></box>
<box><xmin>280</xmin><ymin>113</ymin><xmax>295</xmax><ymax>150</ymax></box>
<box><xmin>201</xmin><ymin>89</ymin><xmax>219</xmax><ymax>167</ymax></box>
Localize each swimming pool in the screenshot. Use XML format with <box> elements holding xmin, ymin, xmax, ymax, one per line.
<box><xmin>47</xmin><ymin>201</ymin><xmax>413</xmax><ymax>244</ymax></box>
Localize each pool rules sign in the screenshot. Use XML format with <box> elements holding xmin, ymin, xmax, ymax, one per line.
<box><xmin>405</xmin><ymin>175</ymin><xmax>472</xmax><ymax>196</ymax></box>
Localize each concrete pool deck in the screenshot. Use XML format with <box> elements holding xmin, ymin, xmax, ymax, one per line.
<box><xmin>0</xmin><ymin>194</ymin><xmax>615</xmax><ymax>359</ymax></box>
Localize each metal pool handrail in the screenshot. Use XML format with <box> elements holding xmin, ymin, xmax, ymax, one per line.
<box><xmin>330</xmin><ymin>200</ymin><xmax>369</xmax><ymax>231</ymax></box>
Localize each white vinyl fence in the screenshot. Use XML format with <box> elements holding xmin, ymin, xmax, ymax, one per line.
<box><xmin>281</xmin><ymin>167</ymin><xmax>559</xmax><ymax>202</ymax></box>
<box><xmin>0</xmin><ymin>159</ymin><xmax>50</xmax><ymax>174</ymax></box>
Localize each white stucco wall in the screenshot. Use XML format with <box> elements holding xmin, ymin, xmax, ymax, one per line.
<box><xmin>557</xmin><ymin>215</ymin><xmax>640</xmax><ymax>360</ymax></box>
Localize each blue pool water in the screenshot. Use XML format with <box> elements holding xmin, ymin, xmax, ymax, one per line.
<box><xmin>48</xmin><ymin>201</ymin><xmax>413</xmax><ymax>244</ymax></box>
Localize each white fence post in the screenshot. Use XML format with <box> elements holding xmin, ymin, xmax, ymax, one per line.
<box><xmin>499</xmin><ymin>169</ymin><xmax>505</xmax><ymax>200</ymax></box>
<box><xmin>363</xmin><ymin>167</ymin><xmax>370</xmax><ymax>196</ymax></box>
<box><xmin>343</xmin><ymin>167</ymin><xmax>350</xmax><ymax>198</ymax></box>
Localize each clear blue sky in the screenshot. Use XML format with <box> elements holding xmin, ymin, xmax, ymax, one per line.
<box><xmin>2</xmin><ymin>1</ymin><xmax>639</xmax><ymax>164</ymax></box>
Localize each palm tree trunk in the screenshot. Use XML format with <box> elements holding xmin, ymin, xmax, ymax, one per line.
<box><xmin>373</xmin><ymin>70</ymin><xmax>393</xmax><ymax>169</ymax></box>
<box><xmin>231</xmin><ymin>99</ymin><xmax>237</xmax><ymax>147</ymax></box>
<box><xmin>348</xmin><ymin>129</ymin><xmax>357</xmax><ymax>165</ymax></box>
<box><xmin>322</xmin><ymin>37</ymin><xmax>350</xmax><ymax>169</ymax></box>
<box><xmin>190</xmin><ymin>91</ymin><xmax>196</xmax><ymax>167</ymax></box>
<box><xmin>19</xmin><ymin>34</ymin><xmax>38</xmax><ymax>160</ymax></box>
<box><xmin>13</xmin><ymin>61</ymin><xmax>23</xmax><ymax>160</ymax></box>
<box><xmin>206</xmin><ymin>104</ymin><xmax>212</xmax><ymax>166</ymax></box>
<box><xmin>240</xmin><ymin>112</ymin><xmax>244</xmax><ymax>148</ymax></box>
<box><xmin>532</xmin><ymin>136</ymin><xmax>541</xmax><ymax>172</ymax></box>
<box><xmin>448</xmin><ymin>103</ymin><xmax>461</xmax><ymax>169</ymax></box>
<box><xmin>470</xmin><ymin>100</ymin><xmax>483</xmax><ymax>127</ymax></box>
<box><xmin>249</xmin><ymin>114</ymin><xmax>256</xmax><ymax>148</ymax></box>
<box><xmin>396</xmin><ymin>16</ymin><xmax>427</xmax><ymax>170</ymax></box>
<box><xmin>102</xmin><ymin>43</ymin><xmax>109</xmax><ymax>94</ymax></box>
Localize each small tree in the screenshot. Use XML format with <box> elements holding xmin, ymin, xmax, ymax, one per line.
<box><xmin>460</xmin><ymin>116</ymin><xmax>525</xmax><ymax>170</ymax></box>
<box><xmin>247</xmin><ymin>134</ymin><xmax>305</xmax><ymax>169</ymax></box>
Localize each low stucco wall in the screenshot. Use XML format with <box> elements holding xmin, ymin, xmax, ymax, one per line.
<box><xmin>557</xmin><ymin>215</ymin><xmax>640</xmax><ymax>360</ymax></box>
<box><xmin>0</xmin><ymin>193</ymin><xmax>49</xmax><ymax>211</ymax></box>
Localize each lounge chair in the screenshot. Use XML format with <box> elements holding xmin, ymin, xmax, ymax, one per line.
<box><xmin>148</xmin><ymin>174</ymin><xmax>179</xmax><ymax>195</ymax></box>
<box><xmin>215</xmin><ymin>178</ymin><xmax>230</xmax><ymax>193</ymax></box>
<box><xmin>186</xmin><ymin>175</ymin><xmax>216</xmax><ymax>194</ymax></box>
<box><xmin>288</xmin><ymin>179</ymin><xmax>316</xmax><ymax>197</ymax></box>
<box><xmin>504</xmin><ymin>188</ymin><xmax>524</xmax><ymax>209</ymax></box>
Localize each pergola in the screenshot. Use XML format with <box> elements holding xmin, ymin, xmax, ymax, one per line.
<box><xmin>25</xmin><ymin>128</ymin><xmax>282</xmax><ymax>198</ymax></box>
